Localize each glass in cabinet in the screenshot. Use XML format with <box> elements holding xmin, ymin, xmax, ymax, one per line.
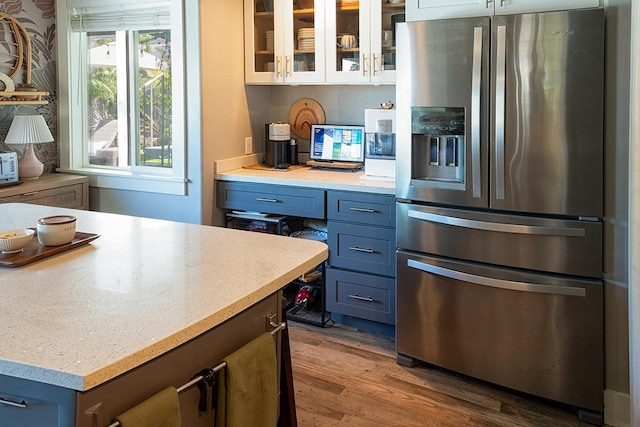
<box><xmin>325</xmin><ymin>1</ymin><xmax>404</xmax><ymax>84</ymax></box>
<box><xmin>244</xmin><ymin>0</ymin><xmax>325</xmax><ymax>84</ymax></box>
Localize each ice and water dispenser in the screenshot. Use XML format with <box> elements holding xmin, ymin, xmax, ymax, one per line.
<box><xmin>411</xmin><ymin>107</ymin><xmax>465</xmax><ymax>186</ymax></box>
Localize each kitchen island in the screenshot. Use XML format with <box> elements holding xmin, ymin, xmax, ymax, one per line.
<box><xmin>0</xmin><ymin>203</ymin><xmax>327</xmax><ymax>426</ymax></box>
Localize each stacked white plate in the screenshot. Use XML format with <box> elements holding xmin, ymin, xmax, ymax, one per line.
<box><xmin>266</xmin><ymin>30</ymin><xmax>274</xmax><ymax>51</ymax></box>
<box><xmin>297</xmin><ymin>28</ymin><xmax>315</xmax><ymax>51</ymax></box>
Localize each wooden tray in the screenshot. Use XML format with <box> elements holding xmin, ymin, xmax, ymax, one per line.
<box><xmin>0</xmin><ymin>231</ymin><xmax>100</xmax><ymax>267</ymax></box>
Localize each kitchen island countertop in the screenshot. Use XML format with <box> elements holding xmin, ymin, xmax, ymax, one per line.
<box><xmin>215</xmin><ymin>165</ymin><xmax>395</xmax><ymax>195</ymax></box>
<box><xmin>0</xmin><ymin>203</ymin><xmax>327</xmax><ymax>392</ymax></box>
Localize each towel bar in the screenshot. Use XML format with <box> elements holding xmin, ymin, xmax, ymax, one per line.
<box><xmin>106</xmin><ymin>321</ymin><xmax>286</xmax><ymax>427</ymax></box>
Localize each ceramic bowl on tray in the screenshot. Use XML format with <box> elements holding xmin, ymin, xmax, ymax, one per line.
<box><xmin>0</xmin><ymin>229</ymin><xmax>36</xmax><ymax>253</ymax></box>
<box><xmin>37</xmin><ymin>215</ymin><xmax>77</xmax><ymax>246</ymax></box>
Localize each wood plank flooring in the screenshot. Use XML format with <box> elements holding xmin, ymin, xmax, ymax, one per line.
<box><xmin>287</xmin><ymin>322</ymin><xmax>603</xmax><ymax>427</ymax></box>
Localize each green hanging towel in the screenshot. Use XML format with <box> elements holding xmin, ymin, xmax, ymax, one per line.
<box><xmin>114</xmin><ymin>386</ymin><xmax>181</xmax><ymax>427</ymax></box>
<box><xmin>216</xmin><ymin>332</ymin><xmax>278</xmax><ymax>427</ymax></box>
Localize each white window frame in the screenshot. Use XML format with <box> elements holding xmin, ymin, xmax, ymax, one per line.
<box><xmin>56</xmin><ymin>0</ymin><xmax>188</xmax><ymax>195</ymax></box>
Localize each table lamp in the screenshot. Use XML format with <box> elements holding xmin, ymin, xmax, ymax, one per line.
<box><xmin>4</xmin><ymin>115</ymin><xmax>54</xmax><ymax>179</ymax></box>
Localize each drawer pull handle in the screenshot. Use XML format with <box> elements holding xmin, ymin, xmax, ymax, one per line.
<box><xmin>349</xmin><ymin>246</ymin><xmax>374</xmax><ymax>253</ymax></box>
<box><xmin>255</xmin><ymin>197</ymin><xmax>279</xmax><ymax>203</ymax></box>
<box><xmin>348</xmin><ymin>294</ymin><xmax>375</xmax><ymax>302</ymax></box>
<box><xmin>349</xmin><ymin>207</ymin><xmax>376</xmax><ymax>213</ymax></box>
<box><xmin>0</xmin><ymin>397</ymin><xmax>27</xmax><ymax>408</ymax></box>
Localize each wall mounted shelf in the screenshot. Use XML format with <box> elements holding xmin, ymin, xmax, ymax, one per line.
<box><xmin>0</xmin><ymin>91</ymin><xmax>49</xmax><ymax>105</ymax></box>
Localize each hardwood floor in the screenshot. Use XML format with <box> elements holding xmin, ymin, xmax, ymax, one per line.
<box><xmin>287</xmin><ymin>321</ymin><xmax>602</xmax><ymax>427</ymax></box>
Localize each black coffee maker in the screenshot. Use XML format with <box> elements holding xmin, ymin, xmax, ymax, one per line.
<box><xmin>265</xmin><ymin>123</ymin><xmax>290</xmax><ymax>168</ymax></box>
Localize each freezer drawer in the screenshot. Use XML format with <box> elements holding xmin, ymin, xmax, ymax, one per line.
<box><xmin>396</xmin><ymin>250</ymin><xmax>603</xmax><ymax>412</ymax></box>
<box><xmin>397</xmin><ymin>203</ymin><xmax>602</xmax><ymax>278</ymax></box>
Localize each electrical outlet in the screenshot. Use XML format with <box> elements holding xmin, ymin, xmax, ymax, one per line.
<box><xmin>244</xmin><ymin>137</ymin><xmax>253</xmax><ymax>155</ymax></box>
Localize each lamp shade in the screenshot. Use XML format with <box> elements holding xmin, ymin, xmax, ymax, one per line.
<box><xmin>4</xmin><ymin>115</ymin><xmax>54</xmax><ymax>179</ymax></box>
<box><xmin>5</xmin><ymin>115</ymin><xmax>54</xmax><ymax>145</ymax></box>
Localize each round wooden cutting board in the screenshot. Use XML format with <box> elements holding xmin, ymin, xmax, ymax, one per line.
<box><xmin>288</xmin><ymin>98</ymin><xmax>326</xmax><ymax>139</ymax></box>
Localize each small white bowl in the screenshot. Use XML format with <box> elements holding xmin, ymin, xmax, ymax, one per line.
<box><xmin>37</xmin><ymin>215</ymin><xmax>77</xmax><ymax>246</ymax></box>
<box><xmin>0</xmin><ymin>229</ymin><xmax>36</xmax><ymax>253</ymax></box>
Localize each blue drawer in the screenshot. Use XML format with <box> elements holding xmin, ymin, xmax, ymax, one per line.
<box><xmin>327</xmin><ymin>191</ymin><xmax>395</xmax><ymax>227</ymax></box>
<box><xmin>327</xmin><ymin>221</ymin><xmax>396</xmax><ymax>277</ymax></box>
<box><xmin>217</xmin><ymin>181</ymin><xmax>325</xmax><ymax>219</ymax></box>
<box><xmin>325</xmin><ymin>267</ymin><xmax>395</xmax><ymax>325</ymax></box>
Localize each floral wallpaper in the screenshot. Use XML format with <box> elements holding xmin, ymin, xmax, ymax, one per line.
<box><xmin>0</xmin><ymin>0</ymin><xmax>57</xmax><ymax>173</ymax></box>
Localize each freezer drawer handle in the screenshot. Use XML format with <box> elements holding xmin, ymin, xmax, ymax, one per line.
<box><xmin>348</xmin><ymin>294</ymin><xmax>375</xmax><ymax>302</ymax></box>
<box><xmin>407</xmin><ymin>210</ymin><xmax>586</xmax><ymax>237</ymax></box>
<box><xmin>255</xmin><ymin>197</ymin><xmax>279</xmax><ymax>203</ymax></box>
<box><xmin>349</xmin><ymin>207</ymin><xmax>376</xmax><ymax>213</ymax></box>
<box><xmin>349</xmin><ymin>246</ymin><xmax>375</xmax><ymax>253</ymax></box>
<box><xmin>407</xmin><ymin>259</ymin><xmax>586</xmax><ymax>297</ymax></box>
<box><xmin>0</xmin><ymin>396</ymin><xmax>28</xmax><ymax>408</ymax></box>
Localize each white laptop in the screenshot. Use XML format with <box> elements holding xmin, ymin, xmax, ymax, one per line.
<box><xmin>306</xmin><ymin>124</ymin><xmax>365</xmax><ymax>171</ymax></box>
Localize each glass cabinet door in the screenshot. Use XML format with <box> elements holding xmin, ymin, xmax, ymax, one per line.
<box><xmin>244</xmin><ymin>0</ymin><xmax>323</xmax><ymax>84</ymax></box>
<box><xmin>378</xmin><ymin>1</ymin><xmax>405</xmax><ymax>82</ymax></box>
<box><xmin>245</xmin><ymin>0</ymin><xmax>278</xmax><ymax>83</ymax></box>
<box><xmin>326</xmin><ymin>1</ymin><xmax>367</xmax><ymax>83</ymax></box>
<box><xmin>326</xmin><ymin>1</ymin><xmax>404</xmax><ymax>84</ymax></box>
<box><xmin>285</xmin><ymin>0</ymin><xmax>325</xmax><ymax>83</ymax></box>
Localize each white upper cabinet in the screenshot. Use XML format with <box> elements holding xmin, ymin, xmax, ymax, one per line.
<box><xmin>406</xmin><ymin>0</ymin><xmax>601</xmax><ymax>21</ymax></box>
<box><xmin>244</xmin><ymin>0</ymin><xmax>403</xmax><ymax>85</ymax></box>
<box><xmin>245</xmin><ymin>0</ymin><xmax>325</xmax><ymax>84</ymax></box>
<box><xmin>325</xmin><ymin>1</ymin><xmax>405</xmax><ymax>85</ymax></box>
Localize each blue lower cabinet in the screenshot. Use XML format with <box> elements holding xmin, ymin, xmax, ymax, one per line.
<box><xmin>0</xmin><ymin>377</ymin><xmax>76</xmax><ymax>427</ymax></box>
<box><xmin>217</xmin><ymin>181</ymin><xmax>326</xmax><ymax>219</ymax></box>
<box><xmin>325</xmin><ymin>267</ymin><xmax>395</xmax><ymax>325</ymax></box>
<box><xmin>328</xmin><ymin>221</ymin><xmax>396</xmax><ymax>277</ymax></box>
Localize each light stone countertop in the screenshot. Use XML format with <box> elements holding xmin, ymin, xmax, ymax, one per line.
<box><xmin>0</xmin><ymin>203</ymin><xmax>327</xmax><ymax>391</ymax></box>
<box><xmin>215</xmin><ymin>165</ymin><xmax>396</xmax><ymax>195</ymax></box>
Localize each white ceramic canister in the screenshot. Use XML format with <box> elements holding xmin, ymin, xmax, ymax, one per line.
<box><xmin>37</xmin><ymin>215</ymin><xmax>77</xmax><ymax>246</ymax></box>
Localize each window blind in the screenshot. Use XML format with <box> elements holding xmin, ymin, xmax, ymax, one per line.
<box><xmin>69</xmin><ymin>0</ymin><xmax>170</xmax><ymax>32</ymax></box>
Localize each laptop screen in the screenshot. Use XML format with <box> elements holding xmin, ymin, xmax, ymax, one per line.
<box><xmin>309</xmin><ymin>124</ymin><xmax>365</xmax><ymax>162</ymax></box>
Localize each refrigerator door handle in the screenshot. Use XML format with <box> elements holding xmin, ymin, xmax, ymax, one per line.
<box><xmin>471</xmin><ymin>27</ymin><xmax>483</xmax><ymax>198</ymax></box>
<box><xmin>407</xmin><ymin>259</ymin><xmax>586</xmax><ymax>297</ymax></box>
<box><xmin>495</xmin><ymin>25</ymin><xmax>507</xmax><ymax>200</ymax></box>
<box><xmin>407</xmin><ymin>209</ymin><xmax>587</xmax><ymax>237</ymax></box>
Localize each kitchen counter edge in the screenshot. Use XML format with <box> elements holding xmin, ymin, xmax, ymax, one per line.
<box><xmin>215</xmin><ymin>167</ymin><xmax>395</xmax><ymax>195</ymax></box>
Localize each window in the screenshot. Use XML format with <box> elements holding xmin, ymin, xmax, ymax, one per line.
<box><xmin>57</xmin><ymin>0</ymin><xmax>187</xmax><ymax>195</ymax></box>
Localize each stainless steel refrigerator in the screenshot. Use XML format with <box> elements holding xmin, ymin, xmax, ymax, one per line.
<box><xmin>395</xmin><ymin>8</ymin><xmax>604</xmax><ymax>423</ymax></box>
